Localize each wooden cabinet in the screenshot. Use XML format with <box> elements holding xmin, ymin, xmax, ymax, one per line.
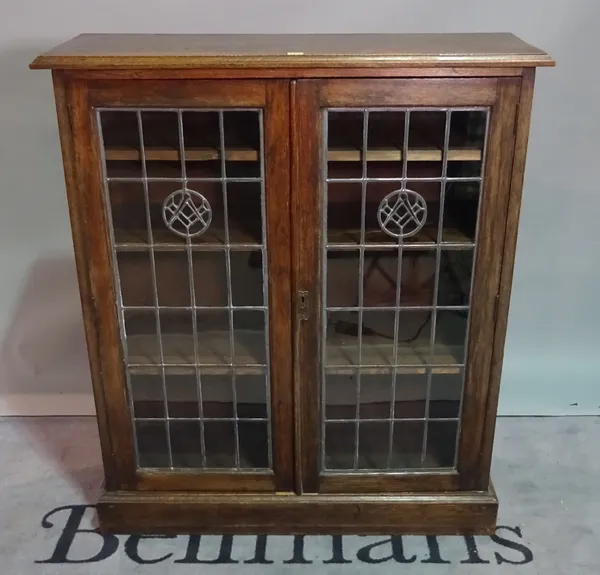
<box><xmin>31</xmin><ymin>33</ymin><xmax>553</xmax><ymax>534</ymax></box>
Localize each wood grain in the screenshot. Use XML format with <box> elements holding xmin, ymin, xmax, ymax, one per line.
<box><xmin>320</xmin><ymin>471</ymin><xmax>459</xmax><ymax>493</ymax></box>
<box><xmin>321</xmin><ymin>78</ymin><xmax>499</xmax><ymax>107</ymax></box>
<box><xmin>30</xmin><ymin>33</ymin><xmax>554</xmax><ymax>70</ymax></box>
<box><xmin>291</xmin><ymin>80</ymin><xmax>322</xmax><ymax>493</ymax></box>
<box><xmin>104</xmin><ymin>145</ymin><xmax>482</xmax><ymax>163</ymax></box>
<box><xmin>264</xmin><ymin>80</ymin><xmax>295</xmax><ymax>492</ymax></box>
<box><xmin>480</xmin><ymin>69</ymin><xmax>537</xmax><ymax>488</ymax></box>
<box><xmin>88</xmin><ymin>79</ymin><xmax>266</xmax><ymax>108</ymax></box>
<box><xmin>68</xmin><ymin>79</ymin><xmax>138</xmax><ymax>487</ymax></box>
<box><xmin>97</xmin><ymin>488</ymin><xmax>498</xmax><ymax>534</ymax></box>
<box><xmin>457</xmin><ymin>78</ymin><xmax>520</xmax><ymax>489</ymax></box>
<box><xmin>105</xmin><ymin>146</ymin><xmax>257</xmax><ymax>162</ymax></box>
<box><xmin>61</xmin><ymin>66</ymin><xmax>526</xmax><ymax>80</ymax></box>
<box><xmin>52</xmin><ymin>71</ymin><xmax>118</xmax><ymax>489</ymax></box>
<box><xmin>136</xmin><ymin>470</ymin><xmax>275</xmax><ymax>492</ymax></box>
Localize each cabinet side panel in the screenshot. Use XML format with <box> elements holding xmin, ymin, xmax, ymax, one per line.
<box><xmin>264</xmin><ymin>80</ymin><xmax>295</xmax><ymax>491</ymax></box>
<box><xmin>291</xmin><ymin>81</ymin><xmax>322</xmax><ymax>493</ymax></box>
<box><xmin>52</xmin><ymin>71</ymin><xmax>117</xmax><ymax>488</ymax></box>
<box><xmin>68</xmin><ymin>79</ymin><xmax>138</xmax><ymax>486</ymax></box>
<box><xmin>480</xmin><ymin>70</ymin><xmax>536</xmax><ymax>487</ymax></box>
<box><xmin>458</xmin><ymin>78</ymin><xmax>520</xmax><ymax>489</ymax></box>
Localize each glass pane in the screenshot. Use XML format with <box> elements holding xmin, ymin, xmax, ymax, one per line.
<box><xmin>166</xmin><ymin>373</ymin><xmax>199</xmax><ymax>419</ymax></box>
<box><xmin>325</xmin><ymin>422</ymin><xmax>355</xmax><ymax>470</ymax></box>
<box><xmin>135</xmin><ymin>421</ymin><xmax>170</xmax><ymax>468</ymax></box>
<box><xmin>359</xmin><ymin>371</ymin><xmax>395</xmax><ymax>419</ymax></box>
<box><xmin>171</xmin><ymin>421</ymin><xmax>203</xmax><ymax>468</ymax></box>
<box><xmin>321</xmin><ymin>106</ymin><xmax>489</xmax><ymax>474</ymax></box>
<box><xmin>327</xmin><ymin>111</ymin><xmax>364</xmax><ymax>179</ymax></box>
<box><xmin>358</xmin><ymin>422</ymin><xmax>389</xmax><ymax>469</ymax></box>
<box><xmin>124</xmin><ymin>310</ymin><xmax>158</xmax><ymax>365</ymax></box>
<box><xmin>363</xmin><ymin>250</ymin><xmax>398</xmax><ymax>308</ymax></box>
<box><xmin>324</xmin><ymin>373</ymin><xmax>356</xmax><ymax>420</ymax></box>
<box><xmin>434</xmin><ymin>309</ymin><xmax>468</xmax><ymax>365</ymax></box>
<box><xmin>396</xmin><ymin>309</ymin><xmax>433</xmax><ymax>366</ymax></box>
<box><xmin>233</xmin><ymin>310</ymin><xmax>266</xmax><ymax>365</ymax></box>
<box><xmin>448</xmin><ymin>110</ymin><xmax>487</xmax><ymax>178</ymax></box>
<box><xmin>155</xmin><ymin>252</ymin><xmax>190</xmax><ymax>307</ymax></box>
<box><xmin>429</xmin><ymin>372</ymin><xmax>463</xmax><ymax>419</ymax></box>
<box><xmin>99</xmin><ymin>106</ymin><xmax>272</xmax><ymax>474</ymax></box>
<box><xmin>193</xmin><ymin>251</ymin><xmax>228</xmax><ymax>307</ymax></box>
<box><xmin>327</xmin><ymin>250</ymin><xmax>360</xmax><ymax>307</ymax></box>
<box><xmin>326</xmin><ymin>310</ymin><xmax>359</xmax><ymax>367</ymax></box>
<box><xmin>223</xmin><ymin>111</ymin><xmax>261</xmax><ymax>178</ymax></box>
<box><xmin>238</xmin><ymin>421</ymin><xmax>269</xmax><ymax>468</ymax></box>
<box><xmin>443</xmin><ymin>181</ymin><xmax>480</xmax><ymax>244</ymax></box>
<box><xmin>140</xmin><ymin>111</ymin><xmax>182</xmax><ymax>179</ymax></box>
<box><xmin>407</xmin><ymin>111</ymin><xmax>446</xmax><ymax>178</ymax></box>
<box><xmin>425</xmin><ymin>420</ymin><xmax>459</xmax><ymax>468</ymax></box>
<box><xmin>327</xmin><ymin>182</ymin><xmax>362</xmax><ymax>245</ymax></box>
<box><xmin>131</xmin><ymin>374</ymin><xmax>164</xmax><ymax>419</ymax></box>
<box><xmin>366</xmin><ymin>111</ymin><xmax>405</xmax><ymax>179</ymax></box>
<box><xmin>392</xmin><ymin>372</ymin><xmax>428</xmax><ymax>419</ymax></box>
<box><xmin>117</xmin><ymin>252</ymin><xmax>154</xmax><ymax>307</ymax></box>
<box><xmin>201</xmin><ymin>372</ymin><xmax>234</xmax><ymax>418</ymax></box>
<box><xmin>437</xmin><ymin>250</ymin><xmax>474</xmax><ymax>307</ymax></box>
<box><xmin>109</xmin><ymin>181</ymin><xmax>147</xmax><ymax>245</ymax></box>
<box><xmin>225</xmin><ymin>182</ymin><xmax>264</xmax><ymax>245</ymax></box>
<box><xmin>182</xmin><ymin>111</ymin><xmax>221</xmax><ymax>179</ymax></box>
<box><xmin>100</xmin><ymin>111</ymin><xmax>142</xmax><ymax>178</ymax></box>
<box><xmin>160</xmin><ymin>310</ymin><xmax>194</xmax><ymax>365</ymax></box>
<box><xmin>231</xmin><ymin>251</ymin><xmax>264</xmax><ymax>307</ymax></box>
<box><xmin>391</xmin><ymin>421</ymin><xmax>425</xmax><ymax>468</ymax></box>
<box><xmin>204</xmin><ymin>421</ymin><xmax>236</xmax><ymax>468</ymax></box>
<box><xmin>195</xmin><ymin>310</ymin><xmax>230</xmax><ymax>365</ymax></box>
<box><xmin>236</xmin><ymin>374</ymin><xmax>268</xmax><ymax>419</ymax></box>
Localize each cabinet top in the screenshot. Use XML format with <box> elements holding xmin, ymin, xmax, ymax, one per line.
<box><xmin>30</xmin><ymin>33</ymin><xmax>554</xmax><ymax>70</ymax></box>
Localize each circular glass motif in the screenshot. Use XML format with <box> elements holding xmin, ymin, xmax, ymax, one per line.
<box><xmin>162</xmin><ymin>188</ymin><xmax>212</xmax><ymax>238</ymax></box>
<box><xmin>377</xmin><ymin>188</ymin><xmax>428</xmax><ymax>239</ymax></box>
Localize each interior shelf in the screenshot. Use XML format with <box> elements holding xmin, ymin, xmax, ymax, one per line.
<box><xmin>326</xmin><ymin>334</ymin><xmax>464</xmax><ymax>376</ymax></box>
<box><xmin>113</xmin><ymin>225</ymin><xmax>472</xmax><ymax>250</ymax></box>
<box><xmin>114</xmin><ymin>225</ymin><xmax>262</xmax><ymax>250</ymax></box>
<box><xmin>124</xmin><ymin>333</ymin><xmax>462</xmax><ymax>376</ymax></box>
<box><xmin>328</xmin><ymin>147</ymin><xmax>482</xmax><ymax>163</ymax></box>
<box><xmin>328</xmin><ymin>224</ymin><xmax>473</xmax><ymax>246</ymax></box>
<box><xmin>126</xmin><ymin>330</ymin><xmax>266</xmax><ymax>374</ymax></box>
<box><xmin>104</xmin><ymin>146</ymin><xmax>481</xmax><ymax>164</ymax></box>
<box><xmin>106</xmin><ymin>146</ymin><xmax>258</xmax><ymax>162</ymax></box>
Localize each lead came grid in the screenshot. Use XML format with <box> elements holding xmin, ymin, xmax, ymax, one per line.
<box><xmin>322</xmin><ymin>107</ymin><xmax>490</xmax><ymax>472</ymax></box>
<box><xmin>97</xmin><ymin>108</ymin><xmax>272</xmax><ymax>472</ymax></box>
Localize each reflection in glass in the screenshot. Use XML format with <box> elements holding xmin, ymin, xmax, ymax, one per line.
<box><xmin>99</xmin><ymin>107</ymin><xmax>271</xmax><ymax>471</ymax></box>
<box><xmin>322</xmin><ymin>107</ymin><xmax>488</xmax><ymax>472</ymax></box>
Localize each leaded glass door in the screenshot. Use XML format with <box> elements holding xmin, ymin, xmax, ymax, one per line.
<box><xmin>80</xmin><ymin>79</ymin><xmax>293</xmax><ymax>492</ymax></box>
<box><xmin>293</xmin><ymin>79</ymin><xmax>519</xmax><ymax>493</ymax></box>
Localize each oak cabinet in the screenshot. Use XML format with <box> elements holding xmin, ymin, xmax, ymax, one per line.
<box><xmin>31</xmin><ymin>33</ymin><xmax>553</xmax><ymax>534</ymax></box>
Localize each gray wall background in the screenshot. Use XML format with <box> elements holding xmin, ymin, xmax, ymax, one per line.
<box><xmin>0</xmin><ymin>0</ymin><xmax>597</xmax><ymax>415</ymax></box>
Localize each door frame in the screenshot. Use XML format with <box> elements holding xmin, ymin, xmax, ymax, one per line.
<box><xmin>292</xmin><ymin>77</ymin><xmax>520</xmax><ymax>493</ymax></box>
<box><xmin>61</xmin><ymin>76</ymin><xmax>294</xmax><ymax>492</ymax></box>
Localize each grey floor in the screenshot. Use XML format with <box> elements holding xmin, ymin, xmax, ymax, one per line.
<box><xmin>0</xmin><ymin>416</ymin><xmax>598</xmax><ymax>574</ymax></box>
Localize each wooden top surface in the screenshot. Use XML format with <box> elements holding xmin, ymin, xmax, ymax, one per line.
<box><xmin>30</xmin><ymin>33</ymin><xmax>554</xmax><ymax>70</ymax></box>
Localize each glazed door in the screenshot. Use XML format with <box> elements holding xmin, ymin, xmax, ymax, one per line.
<box><xmin>293</xmin><ymin>78</ymin><xmax>519</xmax><ymax>493</ymax></box>
<box><xmin>70</xmin><ymin>79</ymin><xmax>293</xmax><ymax>492</ymax></box>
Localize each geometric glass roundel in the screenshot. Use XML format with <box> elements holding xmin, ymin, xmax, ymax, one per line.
<box><xmin>377</xmin><ymin>188</ymin><xmax>428</xmax><ymax>239</ymax></box>
<box><xmin>162</xmin><ymin>188</ymin><xmax>212</xmax><ymax>238</ymax></box>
